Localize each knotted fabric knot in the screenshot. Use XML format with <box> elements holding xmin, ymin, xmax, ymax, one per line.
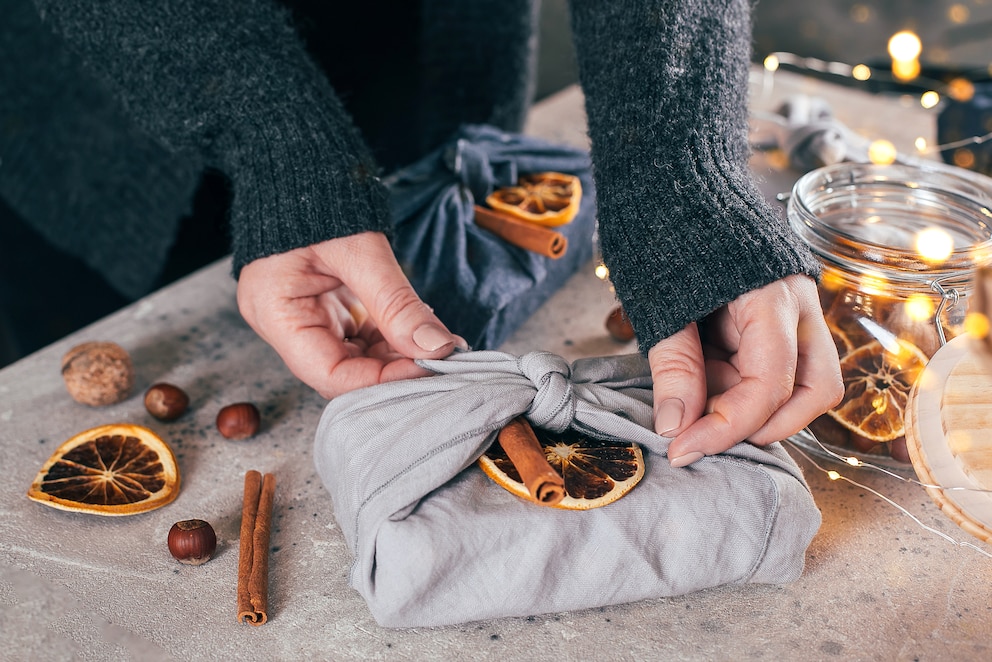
<box><xmin>444</xmin><ymin>132</ymin><xmax>518</xmax><ymax>203</ymax></box>
<box><xmin>517</xmin><ymin>351</ymin><xmax>574</xmax><ymax>432</ymax></box>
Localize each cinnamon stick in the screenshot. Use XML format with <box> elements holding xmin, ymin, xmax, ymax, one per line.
<box><xmin>498</xmin><ymin>417</ymin><xmax>565</xmax><ymax>506</ymax></box>
<box><xmin>237</xmin><ymin>470</ymin><xmax>276</xmax><ymax>625</ymax></box>
<box><xmin>474</xmin><ymin>205</ymin><xmax>568</xmax><ymax>259</ymax></box>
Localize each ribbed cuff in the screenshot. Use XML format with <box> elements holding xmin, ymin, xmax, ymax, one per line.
<box><xmin>225</xmin><ymin>95</ymin><xmax>393</xmax><ymax>278</ymax></box>
<box><xmin>597</xmin><ymin>133</ymin><xmax>820</xmax><ymax>351</ymax></box>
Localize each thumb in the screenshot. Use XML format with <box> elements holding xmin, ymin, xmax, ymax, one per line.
<box><xmin>316</xmin><ymin>232</ymin><xmax>465</xmax><ymax>358</ymax></box>
<box><xmin>647</xmin><ymin>322</ymin><xmax>707</xmax><ymax>445</ymax></box>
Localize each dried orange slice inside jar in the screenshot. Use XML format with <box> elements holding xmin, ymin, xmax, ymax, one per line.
<box><xmin>478</xmin><ymin>426</ymin><xmax>644</xmax><ymax>510</ymax></box>
<box><xmin>27</xmin><ymin>423</ymin><xmax>180</xmax><ymax>515</ymax></box>
<box><xmin>485</xmin><ymin>171</ymin><xmax>582</xmax><ymax>227</ymax></box>
<box><xmin>787</xmin><ymin>161</ymin><xmax>992</xmax><ymax>465</ymax></box>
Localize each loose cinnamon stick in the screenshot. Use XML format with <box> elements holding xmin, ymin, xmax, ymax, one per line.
<box><xmin>237</xmin><ymin>470</ymin><xmax>276</xmax><ymax>625</ymax></box>
<box><xmin>474</xmin><ymin>205</ymin><xmax>568</xmax><ymax>259</ymax></box>
<box><xmin>498</xmin><ymin>417</ymin><xmax>565</xmax><ymax>506</ymax></box>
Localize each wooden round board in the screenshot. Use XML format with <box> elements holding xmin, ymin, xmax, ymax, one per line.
<box><xmin>906</xmin><ymin>332</ymin><xmax>992</xmax><ymax>543</ymax></box>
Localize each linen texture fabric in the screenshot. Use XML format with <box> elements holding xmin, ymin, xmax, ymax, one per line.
<box><xmin>387</xmin><ymin>124</ymin><xmax>596</xmax><ymax>349</ymax></box>
<box><xmin>314</xmin><ymin>350</ymin><xmax>821</xmax><ymax>628</ymax></box>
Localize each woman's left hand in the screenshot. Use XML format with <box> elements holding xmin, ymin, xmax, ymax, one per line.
<box><xmin>646</xmin><ymin>274</ymin><xmax>844</xmax><ymax>466</ymax></box>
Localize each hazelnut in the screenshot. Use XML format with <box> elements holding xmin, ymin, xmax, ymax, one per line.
<box><xmin>605</xmin><ymin>305</ymin><xmax>636</xmax><ymax>342</ymax></box>
<box><xmin>216</xmin><ymin>402</ymin><xmax>261</xmax><ymax>439</ymax></box>
<box><xmin>167</xmin><ymin>519</ymin><xmax>217</xmax><ymax>565</ymax></box>
<box><xmin>144</xmin><ymin>383</ymin><xmax>190</xmax><ymax>421</ymax></box>
<box><xmin>61</xmin><ymin>341</ymin><xmax>134</xmax><ymax>406</ymax></box>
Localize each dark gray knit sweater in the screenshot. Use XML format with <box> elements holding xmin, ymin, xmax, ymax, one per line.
<box><xmin>9</xmin><ymin>0</ymin><xmax>818</xmax><ymax>352</ymax></box>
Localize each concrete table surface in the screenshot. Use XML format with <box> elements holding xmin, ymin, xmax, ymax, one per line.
<box><xmin>3</xmin><ymin>69</ymin><xmax>991</xmax><ymax>661</ymax></box>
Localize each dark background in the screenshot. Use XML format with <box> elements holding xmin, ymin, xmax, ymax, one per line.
<box><xmin>536</xmin><ymin>0</ymin><xmax>992</xmax><ymax>100</ymax></box>
<box><xmin>4</xmin><ymin>1</ymin><xmax>991</xmax><ymax>368</ymax></box>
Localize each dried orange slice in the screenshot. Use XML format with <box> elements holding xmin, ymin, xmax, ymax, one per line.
<box><xmin>828</xmin><ymin>338</ymin><xmax>928</xmax><ymax>443</ymax></box>
<box><xmin>27</xmin><ymin>424</ymin><xmax>180</xmax><ymax>516</ymax></box>
<box><xmin>826</xmin><ymin>319</ymin><xmax>854</xmax><ymax>359</ymax></box>
<box><xmin>478</xmin><ymin>426</ymin><xmax>644</xmax><ymax>510</ymax></box>
<box><xmin>485</xmin><ymin>172</ymin><xmax>582</xmax><ymax>227</ymax></box>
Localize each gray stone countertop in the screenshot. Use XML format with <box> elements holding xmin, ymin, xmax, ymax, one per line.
<box><xmin>2</xmin><ymin>68</ymin><xmax>991</xmax><ymax>661</ymax></box>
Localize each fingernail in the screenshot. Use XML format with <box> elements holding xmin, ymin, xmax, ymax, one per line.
<box><xmin>413</xmin><ymin>324</ymin><xmax>453</xmax><ymax>352</ymax></box>
<box><xmin>669</xmin><ymin>451</ymin><xmax>705</xmax><ymax>468</ymax></box>
<box><xmin>655</xmin><ymin>398</ymin><xmax>684</xmax><ymax>436</ymax></box>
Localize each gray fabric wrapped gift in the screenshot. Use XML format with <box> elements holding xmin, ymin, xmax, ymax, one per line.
<box><xmin>314</xmin><ymin>351</ymin><xmax>821</xmax><ymax>628</ymax></box>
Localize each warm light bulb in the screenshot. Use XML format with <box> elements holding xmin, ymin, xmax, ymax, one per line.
<box><xmin>914</xmin><ymin>137</ymin><xmax>928</xmax><ymax>152</ymax></box>
<box><xmin>904</xmin><ymin>293</ymin><xmax>934</xmax><ymax>322</ymax></box>
<box><xmin>868</xmin><ymin>139</ymin><xmax>898</xmax><ymax>165</ymax></box>
<box><xmin>915</xmin><ymin>227</ymin><xmax>954</xmax><ymax>263</ymax></box>
<box><xmin>852</xmin><ymin>64</ymin><xmax>871</xmax><ymax>81</ymax></box>
<box><xmin>920</xmin><ymin>91</ymin><xmax>940</xmax><ymax>109</ymax></box>
<box><xmin>947</xmin><ymin>78</ymin><xmax>975</xmax><ymax>102</ymax></box>
<box><xmin>965</xmin><ymin>312</ymin><xmax>991</xmax><ymax>340</ymax></box>
<box><xmin>827</xmin><ymin>470</ymin><xmax>841</xmax><ymax>481</ymax></box>
<box><xmin>845</xmin><ymin>456</ymin><xmax>862</xmax><ymax>467</ymax></box>
<box><xmin>763</xmin><ymin>54</ymin><xmax>780</xmax><ymax>72</ymax></box>
<box><xmin>893</xmin><ymin>58</ymin><xmax>921</xmax><ymax>81</ymax></box>
<box><xmin>594</xmin><ymin>263</ymin><xmax>610</xmax><ymax>280</ymax></box>
<box><xmin>888</xmin><ymin>31</ymin><xmax>922</xmax><ymax>61</ymax></box>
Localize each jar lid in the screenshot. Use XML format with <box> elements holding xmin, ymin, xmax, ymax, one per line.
<box><xmin>905</xmin><ymin>333</ymin><xmax>992</xmax><ymax>543</ymax></box>
<box><xmin>788</xmin><ymin>161</ymin><xmax>992</xmax><ymax>290</ymax></box>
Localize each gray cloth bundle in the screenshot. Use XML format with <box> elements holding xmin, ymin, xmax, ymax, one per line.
<box><xmin>314</xmin><ymin>351</ymin><xmax>821</xmax><ymax>627</ymax></box>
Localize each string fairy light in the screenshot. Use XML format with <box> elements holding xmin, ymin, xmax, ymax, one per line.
<box><xmin>750</xmin><ymin>59</ymin><xmax>992</xmax><ymax>168</ymax></box>
<box><xmin>756</xmin><ymin>45</ymin><xmax>992</xmax><ymax>162</ymax></box>
<box><xmin>787</xmin><ymin>427</ymin><xmax>992</xmax><ymax>559</ymax></box>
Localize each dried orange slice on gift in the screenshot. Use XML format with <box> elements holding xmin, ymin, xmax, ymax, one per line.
<box><xmin>27</xmin><ymin>423</ymin><xmax>180</xmax><ymax>516</ymax></box>
<box><xmin>828</xmin><ymin>338</ymin><xmax>928</xmax><ymax>443</ymax></box>
<box><xmin>485</xmin><ymin>172</ymin><xmax>582</xmax><ymax>227</ymax></box>
<box><xmin>478</xmin><ymin>426</ymin><xmax>644</xmax><ymax>510</ymax></box>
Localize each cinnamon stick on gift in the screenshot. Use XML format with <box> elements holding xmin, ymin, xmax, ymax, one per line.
<box><xmin>237</xmin><ymin>470</ymin><xmax>276</xmax><ymax>625</ymax></box>
<box><xmin>474</xmin><ymin>205</ymin><xmax>568</xmax><ymax>259</ymax></box>
<box><xmin>498</xmin><ymin>417</ymin><xmax>565</xmax><ymax>506</ymax></box>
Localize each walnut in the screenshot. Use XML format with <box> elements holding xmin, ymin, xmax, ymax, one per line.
<box><xmin>61</xmin><ymin>341</ymin><xmax>134</xmax><ymax>406</ymax></box>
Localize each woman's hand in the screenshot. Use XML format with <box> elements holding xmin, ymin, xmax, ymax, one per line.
<box><xmin>647</xmin><ymin>274</ymin><xmax>844</xmax><ymax>466</ymax></box>
<box><xmin>237</xmin><ymin>232</ymin><xmax>465</xmax><ymax>399</ymax></box>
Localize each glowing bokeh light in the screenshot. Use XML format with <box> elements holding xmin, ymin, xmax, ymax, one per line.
<box><xmin>920</xmin><ymin>91</ymin><xmax>940</xmax><ymax>108</ymax></box>
<box><xmin>850</xmin><ymin>4</ymin><xmax>871</xmax><ymax>22</ymax></box>
<box><xmin>914</xmin><ymin>137</ymin><xmax>928</xmax><ymax>152</ymax></box>
<box><xmin>954</xmin><ymin>148</ymin><xmax>976</xmax><ymax>169</ymax></box>
<box><xmin>904</xmin><ymin>293</ymin><xmax>934</xmax><ymax>322</ymax></box>
<box><xmin>860</xmin><ymin>273</ymin><xmax>888</xmax><ymax>296</ymax></box>
<box><xmin>888</xmin><ymin>31</ymin><xmax>922</xmax><ymax>61</ymax></box>
<box><xmin>947</xmin><ymin>78</ymin><xmax>975</xmax><ymax>102</ymax></box>
<box><xmin>948</xmin><ymin>4</ymin><xmax>970</xmax><ymax>23</ymax></box>
<box><xmin>893</xmin><ymin>58</ymin><xmax>921</xmax><ymax>81</ymax></box>
<box><xmin>594</xmin><ymin>263</ymin><xmax>610</xmax><ymax>280</ymax></box>
<box><xmin>965</xmin><ymin>312</ymin><xmax>991</xmax><ymax>340</ymax></box>
<box><xmin>852</xmin><ymin>64</ymin><xmax>871</xmax><ymax>81</ymax></box>
<box><xmin>868</xmin><ymin>139</ymin><xmax>898</xmax><ymax>165</ymax></box>
<box><xmin>763</xmin><ymin>54</ymin><xmax>780</xmax><ymax>72</ymax></box>
<box><xmin>915</xmin><ymin>227</ymin><xmax>954</xmax><ymax>263</ymax></box>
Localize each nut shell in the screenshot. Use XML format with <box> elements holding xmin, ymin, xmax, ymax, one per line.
<box><xmin>605</xmin><ymin>305</ymin><xmax>636</xmax><ymax>342</ymax></box>
<box><xmin>167</xmin><ymin>519</ymin><xmax>217</xmax><ymax>565</ymax></box>
<box><xmin>61</xmin><ymin>341</ymin><xmax>134</xmax><ymax>406</ymax></box>
<box><xmin>144</xmin><ymin>383</ymin><xmax>190</xmax><ymax>421</ymax></box>
<box><xmin>216</xmin><ymin>402</ymin><xmax>261</xmax><ymax>440</ymax></box>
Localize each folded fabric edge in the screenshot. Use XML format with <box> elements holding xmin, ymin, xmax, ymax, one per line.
<box><xmin>742</xmin><ymin>460</ymin><xmax>822</xmax><ymax>584</ymax></box>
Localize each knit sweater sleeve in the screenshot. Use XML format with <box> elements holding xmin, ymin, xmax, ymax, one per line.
<box><xmin>568</xmin><ymin>0</ymin><xmax>820</xmax><ymax>351</ymax></box>
<box><xmin>31</xmin><ymin>0</ymin><xmax>391</xmax><ymax>278</ymax></box>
